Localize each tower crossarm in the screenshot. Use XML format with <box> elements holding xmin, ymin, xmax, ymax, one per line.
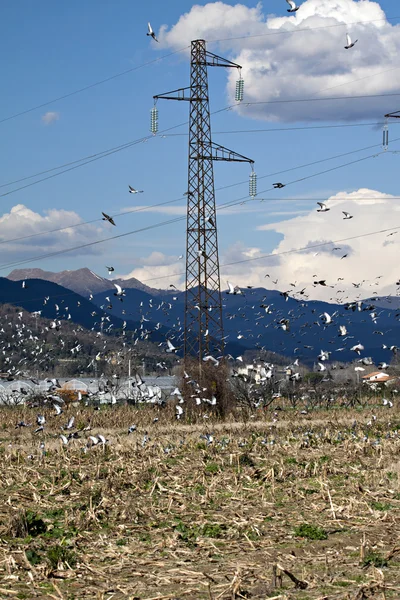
<box><xmin>194</xmin><ymin>142</ymin><xmax>254</xmax><ymax>163</ymax></box>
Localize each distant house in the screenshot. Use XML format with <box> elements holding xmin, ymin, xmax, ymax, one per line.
<box><xmin>61</xmin><ymin>379</ymin><xmax>89</xmax><ymax>391</ymax></box>
<box><xmin>362</xmin><ymin>371</ymin><xmax>398</xmax><ymax>385</ymax></box>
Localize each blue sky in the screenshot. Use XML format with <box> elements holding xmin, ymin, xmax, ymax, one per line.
<box><xmin>1</xmin><ymin>0</ymin><xmax>400</xmax><ymax>299</ymax></box>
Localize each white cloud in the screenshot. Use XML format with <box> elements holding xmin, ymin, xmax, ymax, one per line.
<box><xmin>0</xmin><ymin>204</ymin><xmax>105</xmax><ymax>263</ymax></box>
<box><xmin>160</xmin><ymin>0</ymin><xmax>400</xmax><ymax>122</ymax></box>
<box><xmin>121</xmin><ymin>252</ymin><xmax>185</xmax><ymax>288</ymax></box>
<box><xmin>219</xmin><ymin>188</ymin><xmax>400</xmax><ymax>301</ymax></box>
<box><xmin>41</xmin><ymin>111</ymin><xmax>60</xmax><ymax>125</ymax></box>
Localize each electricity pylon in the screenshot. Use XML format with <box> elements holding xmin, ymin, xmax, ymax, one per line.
<box><xmin>154</xmin><ymin>39</ymin><xmax>253</xmax><ymax>363</ymax></box>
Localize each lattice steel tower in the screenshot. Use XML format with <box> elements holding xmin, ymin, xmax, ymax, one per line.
<box><xmin>154</xmin><ymin>40</ymin><xmax>253</xmax><ymax>362</ymax></box>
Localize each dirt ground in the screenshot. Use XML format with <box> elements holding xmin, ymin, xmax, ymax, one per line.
<box><xmin>0</xmin><ymin>404</ymin><xmax>399</xmax><ymax>599</ymax></box>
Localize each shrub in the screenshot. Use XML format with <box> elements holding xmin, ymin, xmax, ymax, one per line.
<box><xmin>293</xmin><ymin>523</ymin><xmax>328</xmax><ymax>540</ymax></box>
<box><xmin>46</xmin><ymin>544</ymin><xmax>77</xmax><ymax>570</ymax></box>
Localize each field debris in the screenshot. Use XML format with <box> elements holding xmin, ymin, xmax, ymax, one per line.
<box><xmin>0</xmin><ymin>405</ymin><xmax>399</xmax><ymax>598</ymax></box>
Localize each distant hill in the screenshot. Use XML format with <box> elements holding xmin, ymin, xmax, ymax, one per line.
<box><xmin>0</xmin><ymin>303</ymin><xmax>175</xmax><ymax>378</ymax></box>
<box><xmin>0</xmin><ymin>277</ymin><xmax>173</xmax><ymax>343</ymax></box>
<box><xmin>7</xmin><ymin>268</ymin><xmax>166</xmax><ymax>298</ymax></box>
<box><xmin>4</xmin><ymin>270</ymin><xmax>400</xmax><ymax>365</ymax></box>
<box><xmin>92</xmin><ymin>285</ymin><xmax>400</xmax><ymax>365</ymax></box>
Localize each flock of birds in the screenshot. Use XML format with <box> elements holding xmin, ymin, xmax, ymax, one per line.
<box><xmin>0</xmin><ymin>1</ymin><xmax>394</xmax><ymax>434</ymax></box>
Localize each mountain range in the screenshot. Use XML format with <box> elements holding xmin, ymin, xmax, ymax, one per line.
<box><xmin>4</xmin><ymin>268</ymin><xmax>400</xmax><ymax>365</ymax></box>
<box><xmin>7</xmin><ymin>268</ymin><xmax>167</xmax><ymax>298</ymax></box>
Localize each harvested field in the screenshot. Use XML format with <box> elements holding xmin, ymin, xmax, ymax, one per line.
<box><xmin>0</xmin><ymin>405</ymin><xmax>400</xmax><ymax>599</ymax></box>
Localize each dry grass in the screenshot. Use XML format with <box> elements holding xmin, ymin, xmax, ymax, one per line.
<box><xmin>0</xmin><ymin>404</ymin><xmax>399</xmax><ymax>599</ymax></box>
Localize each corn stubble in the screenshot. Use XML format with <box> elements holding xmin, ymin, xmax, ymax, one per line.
<box><xmin>0</xmin><ymin>404</ymin><xmax>399</xmax><ymax>599</ymax></box>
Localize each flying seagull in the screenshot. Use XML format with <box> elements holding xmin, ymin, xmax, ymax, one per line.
<box><xmin>286</xmin><ymin>0</ymin><xmax>300</xmax><ymax>12</ymax></box>
<box><xmin>106</xmin><ymin>266</ymin><xmax>114</xmax><ymax>275</ymax></box>
<box><xmin>345</xmin><ymin>33</ymin><xmax>358</xmax><ymax>49</ymax></box>
<box><xmin>317</xmin><ymin>202</ymin><xmax>330</xmax><ymax>212</ymax></box>
<box><xmin>342</xmin><ymin>211</ymin><xmax>353</xmax><ymax>219</ymax></box>
<box><xmin>147</xmin><ymin>22</ymin><xmax>159</xmax><ymax>42</ymax></box>
<box><xmin>226</xmin><ymin>281</ymin><xmax>242</xmax><ymax>295</ymax></box>
<box><xmin>102</xmin><ymin>212</ymin><xmax>116</xmax><ymax>226</ymax></box>
<box><xmin>351</xmin><ymin>343</ymin><xmax>364</xmax><ymax>355</ymax></box>
<box><xmin>128</xmin><ymin>185</ymin><xmax>144</xmax><ymax>194</ymax></box>
<box><xmin>166</xmin><ymin>340</ymin><xmax>178</xmax><ymax>354</ymax></box>
<box><xmin>273</xmin><ymin>182</ymin><xmax>285</xmax><ymax>189</ymax></box>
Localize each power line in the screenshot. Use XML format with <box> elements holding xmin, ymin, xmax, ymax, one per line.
<box><xmin>237</xmin><ymin>92</ymin><xmax>400</xmax><ymax>106</ymax></box>
<box><xmin>167</xmin><ymin>121</ymin><xmax>400</xmax><ymax>136</ymax></box>
<box><xmin>0</xmin><ymin>143</ymin><xmax>395</xmax><ymax>272</ymax></box>
<box><xmin>0</xmin><ymin>47</ymin><xmax>189</xmax><ymax>125</ymax></box>
<box><xmin>3</xmin><ymin>49</ymin><xmax>398</xmax><ymax>197</ymax></box>
<box><xmin>0</xmin><ymin>141</ymin><xmax>144</xmax><ymax>189</ymax></box>
<box><xmin>1</xmin><ymin>137</ymin><xmax>393</xmax><ymax>248</ymax></box>
<box><xmin>0</xmin><ymin>120</ymin><xmax>192</xmax><ymax>199</ymax></box>
<box><xmin>216</xmin><ymin>139</ymin><xmax>396</xmax><ymax>193</ymax></box>
<box><xmin>0</xmin><ymin>197</ymin><xmax>187</xmax><ymax>246</ymax></box>
<box><xmin>0</xmin><ymin>216</ymin><xmax>185</xmax><ymax>272</ymax></box>
<box><xmin>4</xmin><ymin>222</ymin><xmax>400</xmax><ymax>306</ymax></box>
<box><xmin>209</xmin><ymin>15</ymin><xmax>400</xmax><ymax>43</ymax></box>
<box><xmin>2</xmin><ymin>14</ymin><xmax>398</xmax><ymax>127</ymax></box>
<box><xmin>104</xmin><ymin>223</ymin><xmax>400</xmax><ymax>286</ymax></box>
<box><xmin>2</xmin><ymin>73</ymin><xmax>396</xmax><ymax>198</ymax></box>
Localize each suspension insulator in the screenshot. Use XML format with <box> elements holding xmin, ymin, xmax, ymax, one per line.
<box><xmin>249</xmin><ymin>171</ymin><xmax>257</xmax><ymax>197</ymax></box>
<box><xmin>383</xmin><ymin>122</ymin><xmax>389</xmax><ymax>151</ymax></box>
<box><xmin>150</xmin><ymin>106</ymin><xmax>158</xmax><ymax>135</ymax></box>
<box><xmin>235</xmin><ymin>78</ymin><xmax>244</xmax><ymax>102</ymax></box>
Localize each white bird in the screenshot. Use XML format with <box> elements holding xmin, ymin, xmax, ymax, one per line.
<box><xmin>176</xmin><ymin>405</ymin><xmax>184</xmax><ymax>419</ymax></box>
<box><xmin>114</xmin><ymin>283</ymin><xmax>126</xmax><ymax>298</ymax></box>
<box><xmin>53</xmin><ymin>403</ymin><xmax>63</xmax><ymax>416</ymax></box>
<box><xmin>342</xmin><ymin>211</ymin><xmax>353</xmax><ymax>220</ymax></box>
<box><xmin>318</xmin><ymin>350</ymin><xmax>331</xmax><ymax>361</ymax></box>
<box><xmin>226</xmin><ymin>281</ymin><xmax>242</xmax><ymax>295</ymax></box>
<box><xmin>344</xmin><ymin>33</ymin><xmax>358</xmax><ymax>49</ymax></box>
<box><xmin>286</xmin><ymin>0</ymin><xmax>300</xmax><ymax>12</ymax></box>
<box><xmin>60</xmin><ymin>434</ymin><xmax>69</xmax><ymax>445</ymax></box>
<box><xmin>339</xmin><ymin>325</ymin><xmax>347</xmax><ymax>337</ymax></box>
<box><xmin>321</xmin><ymin>312</ymin><xmax>332</xmax><ymax>325</ymax></box>
<box><xmin>317</xmin><ymin>202</ymin><xmax>330</xmax><ymax>212</ymax></box>
<box><xmin>128</xmin><ymin>424</ymin><xmax>137</xmax><ymax>434</ymax></box>
<box><xmin>203</xmin><ymin>355</ymin><xmax>219</xmax><ymax>367</ymax></box>
<box><xmin>128</xmin><ymin>185</ymin><xmax>143</xmax><ymax>194</ymax></box>
<box><xmin>383</xmin><ymin>398</ymin><xmax>393</xmax><ymax>408</ymax></box>
<box><xmin>317</xmin><ymin>362</ymin><xmax>326</xmax><ymax>372</ymax></box>
<box><xmin>351</xmin><ymin>343</ymin><xmax>364</xmax><ymax>355</ymax></box>
<box><xmin>166</xmin><ymin>339</ymin><xmax>177</xmax><ymax>354</ymax></box>
<box><xmin>147</xmin><ymin>22</ymin><xmax>159</xmax><ymax>42</ymax></box>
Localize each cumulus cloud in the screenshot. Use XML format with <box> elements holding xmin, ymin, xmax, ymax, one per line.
<box><xmin>118</xmin><ymin>187</ymin><xmax>400</xmax><ymax>301</ymax></box>
<box><xmin>41</xmin><ymin>111</ymin><xmax>60</xmax><ymax>125</ymax></box>
<box><xmin>160</xmin><ymin>0</ymin><xmax>400</xmax><ymax>122</ymax></box>
<box><xmin>0</xmin><ymin>204</ymin><xmax>105</xmax><ymax>263</ymax></box>
<box><xmin>219</xmin><ymin>188</ymin><xmax>400</xmax><ymax>301</ymax></box>
<box><xmin>121</xmin><ymin>252</ymin><xmax>185</xmax><ymax>289</ymax></box>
